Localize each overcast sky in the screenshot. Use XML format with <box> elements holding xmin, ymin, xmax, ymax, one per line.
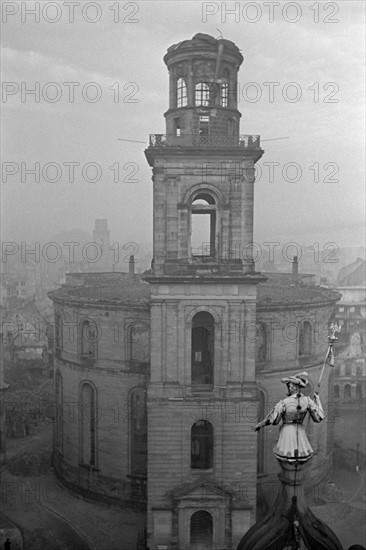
<box><xmin>1</xmin><ymin>1</ymin><xmax>365</xmax><ymax>256</ymax></box>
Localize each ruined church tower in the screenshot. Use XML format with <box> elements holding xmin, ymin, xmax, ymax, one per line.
<box><xmin>144</xmin><ymin>33</ymin><xmax>265</xmax><ymax>550</ymax></box>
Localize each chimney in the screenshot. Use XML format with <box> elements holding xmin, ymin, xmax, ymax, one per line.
<box><xmin>129</xmin><ymin>255</ymin><xmax>135</xmax><ymax>278</ymax></box>
<box><xmin>292</xmin><ymin>256</ymin><xmax>299</xmax><ymax>285</ymax></box>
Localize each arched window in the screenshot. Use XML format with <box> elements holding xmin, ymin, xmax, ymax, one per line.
<box><xmin>195</xmin><ymin>82</ymin><xmax>210</xmax><ymax>106</ymax></box>
<box><xmin>55</xmin><ymin>371</ymin><xmax>63</xmax><ymax>452</ymax></box>
<box><xmin>334</xmin><ymin>385</ymin><xmax>340</xmax><ymax>399</ymax></box>
<box><xmin>356</xmin><ymin>366</ymin><xmax>363</xmax><ymax>377</ymax></box>
<box><xmin>191</xmin><ymin>311</ymin><xmax>214</xmax><ymax>388</ymax></box>
<box><xmin>344</xmin><ymin>384</ymin><xmax>352</xmax><ymax>400</ymax></box>
<box><xmin>80</xmin><ymin>319</ymin><xmax>97</xmax><ymax>360</ymax></box>
<box><xmin>345</xmin><ymin>364</ymin><xmax>352</xmax><ymax>376</ymax></box>
<box><xmin>334</xmin><ymin>365</ymin><xmax>340</xmax><ymax>376</ymax></box>
<box><xmin>127</xmin><ymin>323</ymin><xmax>150</xmax><ymax>364</ymax></box>
<box><xmin>220</xmin><ymin>69</ymin><xmax>229</xmax><ymax>107</ymax></box>
<box><xmin>299</xmin><ymin>321</ymin><xmax>312</xmax><ymax>356</ymax></box>
<box><xmin>255</xmin><ymin>323</ymin><xmax>268</xmax><ymax>364</ymax></box>
<box><xmin>55</xmin><ymin>314</ymin><xmax>63</xmax><ymax>356</ymax></box>
<box><xmin>356</xmin><ymin>383</ymin><xmax>363</xmax><ymax>401</ymax></box>
<box><xmin>190</xmin><ymin>510</ymin><xmax>213</xmax><ymax>549</ymax></box>
<box><xmin>130</xmin><ymin>387</ymin><xmax>147</xmax><ymax>476</ymax></box>
<box><xmin>191</xmin><ymin>420</ymin><xmax>213</xmax><ymax>469</ymax></box>
<box><xmin>177</xmin><ymin>78</ymin><xmax>187</xmax><ymax>108</ymax></box>
<box><xmin>80</xmin><ymin>382</ymin><xmax>97</xmax><ymax>466</ymax></box>
<box><xmin>190</xmin><ymin>194</ymin><xmax>217</xmax><ymax>258</ymax></box>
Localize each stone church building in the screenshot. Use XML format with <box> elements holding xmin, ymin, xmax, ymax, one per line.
<box><xmin>49</xmin><ymin>34</ymin><xmax>340</xmax><ymax>550</ymax></box>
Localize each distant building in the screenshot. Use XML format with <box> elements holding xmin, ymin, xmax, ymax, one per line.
<box><xmin>335</xmin><ymin>258</ymin><xmax>365</xmax><ymax>341</ymax></box>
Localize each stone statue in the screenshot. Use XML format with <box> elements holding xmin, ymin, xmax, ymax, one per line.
<box><xmin>237</xmin><ymin>371</ymin><xmax>343</xmax><ymax>549</ymax></box>
<box><xmin>254</xmin><ymin>371</ymin><xmax>324</xmax><ymax>463</ymax></box>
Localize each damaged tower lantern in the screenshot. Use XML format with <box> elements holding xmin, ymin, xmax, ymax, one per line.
<box><xmin>238</xmin><ymin>324</ymin><xmax>343</xmax><ymax>550</ymax></box>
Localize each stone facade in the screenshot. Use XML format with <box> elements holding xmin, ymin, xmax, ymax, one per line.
<box><xmin>49</xmin><ymin>272</ymin><xmax>150</xmax><ymax>503</ymax></box>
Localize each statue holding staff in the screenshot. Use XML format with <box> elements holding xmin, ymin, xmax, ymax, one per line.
<box><xmin>254</xmin><ymin>371</ymin><xmax>324</xmax><ymax>463</ymax></box>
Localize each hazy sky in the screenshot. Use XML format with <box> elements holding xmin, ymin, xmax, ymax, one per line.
<box><xmin>1</xmin><ymin>1</ymin><xmax>365</xmax><ymax>256</ymax></box>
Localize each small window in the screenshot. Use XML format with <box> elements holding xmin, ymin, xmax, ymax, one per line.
<box><xmin>128</xmin><ymin>323</ymin><xmax>150</xmax><ymax>363</ymax></box>
<box><xmin>350</xmin><ymin>307</ymin><xmax>355</xmax><ymax>313</ymax></box>
<box><xmin>177</xmin><ymin>78</ymin><xmax>187</xmax><ymax>108</ymax></box>
<box><xmin>338</xmin><ymin>307</ymin><xmax>344</xmax><ymax>312</ymax></box>
<box><xmin>174</xmin><ymin>118</ymin><xmax>181</xmax><ymax>137</ymax></box>
<box><xmin>80</xmin><ymin>320</ymin><xmax>97</xmax><ymax>359</ymax></box>
<box><xmin>299</xmin><ymin>321</ymin><xmax>312</xmax><ymax>356</ymax></box>
<box><xmin>256</xmin><ymin>323</ymin><xmax>268</xmax><ymax>363</ymax></box>
<box><xmin>199</xmin><ymin>116</ymin><xmax>210</xmax><ymax>136</ymax></box>
<box><xmin>195</xmin><ymin>82</ymin><xmax>210</xmax><ymax>106</ymax></box>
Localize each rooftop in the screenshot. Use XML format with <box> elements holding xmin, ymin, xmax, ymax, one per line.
<box><xmin>48</xmin><ymin>271</ymin><xmax>340</xmax><ymax>309</ymax></box>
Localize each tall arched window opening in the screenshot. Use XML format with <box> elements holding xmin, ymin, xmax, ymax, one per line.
<box><xmin>190</xmin><ymin>510</ymin><xmax>213</xmax><ymax>550</ymax></box>
<box><xmin>195</xmin><ymin>82</ymin><xmax>210</xmax><ymax>106</ymax></box>
<box><xmin>191</xmin><ymin>311</ymin><xmax>214</xmax><ymax>387</ymax></box>
<box><xmin>55</xmin><ymin>371</ymin><xmax>63</xmax><ymax>453</ymax></box>
<box><xmin>80</xmin><ymin>319</ymin><xmax>97</xmax><ymax>360</ymax></box>
<box><xmin>177</xmin><ymin>78</ymin><xmax>187</xmax><ymax>108</ymax></box>
<box><xmin>191</xmin><ymin>420</ymin><xmax>213</xmax><ymax>469</ymax></box>
<box><xmin>299</xmin><ymin>321</ymin><xmax>312</xmax><ymax>356</ymax></box>
<box><xmin>80</xmin><ymin>382</ymin><xmax>97</xmax><ymax>466</ymax></box>
<box><xmin>190</xmin><ymin>195</ymin><xmax>216</xmax><ymax>258</ymax></box>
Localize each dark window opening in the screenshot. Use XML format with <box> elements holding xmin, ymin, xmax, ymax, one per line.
<box><xmin>344</xmin><ymin>384</ymin><xmax>352</xmax><ymax>399</ymax></box>
<box><xmin>130</xmin><ymin>388</ymin><xmax>147</xmax><ymax>476</ymax></box>
<box><xmin>174</xmin><ymin>118</ymin><xmax>181</xmax><ymax>136</ymax></box>
<box><xmin>81</xmin><ymin>383</ymin><xmax>97</xmax><ymax>466</ymax></box>
<box><xmin>191</xmin><ymin>312</ymin><xmax>214</xmax><ymax>387</ymax></box>
<box><xmin>356</xmin><ymin>384</ymin><xmax>363</xmax><ymax>401</ymax></box>
<box><xmin>199</xmin><ymin>115</ymin><xmax>210</xmax><ymax>136</ymax></box>
<box><xmin>191</xmin><ymin>420</ymin><xmax>213</xmax><ymax>469</ymax></box>
<box><xmin>334</xmin><ymin>385</ymin><xmax>340</xmax><ymax>398</ymax></box>
<box><xmin>190</xmin><ymin>510</ymin><xmax>213</xmax><ymax>550</ymax></box>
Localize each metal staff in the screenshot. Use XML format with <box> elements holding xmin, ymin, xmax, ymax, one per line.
<box><xmin>316</xmin><ymin>322</ymin><xmax>341</xmax><ymax>392</ymax></box>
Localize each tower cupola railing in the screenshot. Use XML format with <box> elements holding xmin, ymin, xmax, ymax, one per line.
<box><xmin>149</xmin><ymin>133</ymin><xmax>260</xmax><ymax>149</ymax></box>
